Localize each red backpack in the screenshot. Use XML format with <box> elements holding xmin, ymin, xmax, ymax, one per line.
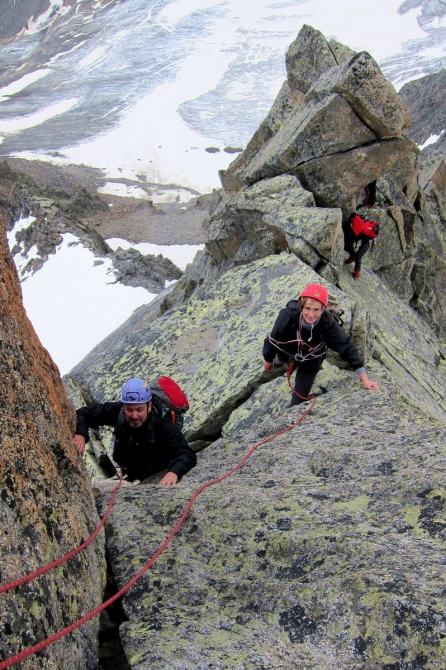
<box><xmin>350</xmin><ymin>214</ymin><xmax>379</xmax><ymax>238</ymax></box>
<box><xmin>149</xmin><ymin>376</ymin><xmax>189</xmax><ymax>430</ymax></box>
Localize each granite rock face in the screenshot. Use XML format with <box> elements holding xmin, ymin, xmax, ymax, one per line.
<box><xmin>220</xmin><ymin>25</ymin><xmax>414</xmax><ymax>207</ymax></box>
<box><xmin>74</xmin><ymin>255</ymin><xmax>446</xmax><ymax>669</ymax></box>
<box><xmin>0</xmin><ymin>212</ymin><xmax>106</xmax><ymax>669</ymax></box>
<box><xmin>96</xmin><ymin>386</ymin><xmax>446</xmax><ymax>670</ymax></box>
<box><xmin>184</xmin><ymin>26</ymin><xmax>446</xmax><ymax>337</ymax></box>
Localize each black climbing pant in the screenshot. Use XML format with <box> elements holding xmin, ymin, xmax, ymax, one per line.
<box><xmin>290</xmin><ymin>368</ymin><xmax>319</xmax><ymax>406</ymax></box>
<box><xmin>343</xmin><ymin>231</ymin><xmax>370</xmax><ymax>272</ymax></box>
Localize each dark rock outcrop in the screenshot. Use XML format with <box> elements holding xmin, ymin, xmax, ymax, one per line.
<box><xmin>0</xmin><ymin>211</ymin><xmax>106</xmax><ymax>668</ymax></box>
<box><xmin>111</xmin><ymin>247</ymin><xmax>182</xmax><ymax>293</ymax></box>
<box><xmin>2</xmin><ymin>163</ymin><xmax>113</xmax><ymax>271</ymax></box>
<box><xmin>0</xmin><ymin>0</ymin><xmax>51</xmax><ymax>39</ymax></box>
<box><xmin>399</xmin><ymin>69</ymin><xmax>446</xmax><ymax>149</ymax></box>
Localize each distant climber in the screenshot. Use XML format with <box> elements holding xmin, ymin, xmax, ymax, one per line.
<box><xmin>343</xmin><ymin>181</ymin><xmax>379</xmax><ymax>280</ymax></box>
<box><xmin>74</xmin><ymin>378</ymin><xmax>197</xmax><ymax>484</ymax></box>
<box><xmin>262</xmin><ymin>283</ymin><xmax>380</xmax><ymax>406</ymax></box>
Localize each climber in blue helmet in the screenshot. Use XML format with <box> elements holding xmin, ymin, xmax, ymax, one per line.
<box><xmin>73</xmin><ymin>378</ymin><xmax>196</xmax><ymax>485</ymax></box>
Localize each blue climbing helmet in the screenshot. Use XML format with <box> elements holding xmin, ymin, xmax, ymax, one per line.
<box><xmin>121</xmin><ymin>378</ymin><xmax>152</xmax><ymax>404</ymax></box>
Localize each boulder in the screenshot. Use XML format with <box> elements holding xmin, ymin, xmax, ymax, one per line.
<box><xmin>306</xmin><ymin>51</ymin><xmax>412</xmax><ymax>138</ymax></box>
<box><xmin>206</xmin><ymin>176</ymin><xmax>315</xmax><ymax>265</ymax></box>
<box><xmin>226</xmin><ymin>94</ymin><xmax>377</xmax><ymax>188</ymax></box>
<box><xmin>267</xmin><ymin>206</ymin><xmax>344</xmax><ymax>268</ymax></box>
<box><xmin>222</xmin><ymin>37</ymin><xmax>415</xmax><ymax>212</ymax></box>
<box><xmin>111</xmin><ymin>247</ymin><xmax>182</xmax><ymax>292</ymax></box>
<box><xmin>294</xmin><ymin>137</ymin><xmax>419</xmax><ymax>207</ymax></box>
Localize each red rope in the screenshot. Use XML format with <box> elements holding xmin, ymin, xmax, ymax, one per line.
<box><xmin>0</xmin><ymin>403</ymin><xmax>315</xmax><ymax>669</ymax></box>
<box><xmin>286</xmin><ymin>360</ymin><xmax>317</xmax><ymax>403</ymax></box>
<box><xmin>0</xmin><ymin>470</ymin><xmax>123</xmax><ymax>595</ymax></box>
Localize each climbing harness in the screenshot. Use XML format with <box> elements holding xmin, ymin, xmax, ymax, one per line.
<box><xmin>0</xmin><ymin>396</ymin><xmax>317</xmax><ymax>669</ymax></box>
<box><xmin>268</xmin><ymin>313</ymin><xmax>328</xmax><ymax>364</ymax></box>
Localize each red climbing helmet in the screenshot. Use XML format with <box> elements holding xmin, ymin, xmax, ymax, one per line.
<box><xmin>299</xmin><ymin>283</ymin><xmax>328</xmax><ymax>307</ymax></box>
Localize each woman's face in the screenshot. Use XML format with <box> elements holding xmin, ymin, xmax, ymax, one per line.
<box><xmin>302</xmin><ymin>297</ymin><xmax>324</xmax><ymax>324</ymax></box>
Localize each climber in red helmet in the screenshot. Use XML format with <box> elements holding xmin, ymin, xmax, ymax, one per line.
<box><xmin>262</xmin><ymin>283</ymin><xmax>379</xmax><ymax>406</ymax></box>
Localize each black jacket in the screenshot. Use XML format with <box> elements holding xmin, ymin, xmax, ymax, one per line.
<box><xmin>76</xmin><ymin>402</ymin><xmax>196</xmax><ymax>481</ymax></box>
<box><xmin>263</xmin><ymin>300</ymin><xmax>364</xmax><ymax>372</ymax></box>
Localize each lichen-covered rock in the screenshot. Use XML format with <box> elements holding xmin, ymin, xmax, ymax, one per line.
<box><xmin>337</xmin><ymin>268</ymin><xmax>446</xmax><ymax>419</ymax></box>
<box><xmin>328</xmin><ymin>38</ymin><xmax>356</xmax><ymax>65</ymax></box>
<box><xmin>206</xmin><ymin>176</ymin><xmax>315</xmax><ymax>266</ymax></box>
<box><xmin>410</xmin><ymin>240</ymin><xmax>446</xmax><ymax>335</ymax></box>
<box><xmin>226</xmin><ymin>94</ymin><xmax>377</xmax><ymax>188</ymax></box>
<box><xmin>69</xmin><ymin>255</ymin><xmax>365</xmax><ymax>437</ymax></box>
<box><xmin>97</xmin><ymin>379</ymin><xmax>446</xmax><ymax>670</ymax></box>
<box><xmin>269</xmin><ymin>206</ymin><xmax>344</xmax><ymax>268</ymax></box>
<box><xmin>294</xmin><ymin>138</ymin><xmax>419</xmax><ymax>207</ymax></box>
<box><xmin>285</xmin><ymin>24</ymin><xmax>337</xmax><ymax>94</ymax></box>
<box><xmin>0</xmin><ymin>212</ymin><xmax>106</xmax><ymax>669</ymax></box>
<box><xmin>306</xmin><ymin>51</ymin><xmax>411</xmax><ymax>138</ymax></box>
<box><xmin>70</xmin><ymin>249</ymin><xmax>446</xmax><ymax>439</ymax></box>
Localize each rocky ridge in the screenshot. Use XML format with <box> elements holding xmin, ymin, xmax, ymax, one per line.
<box><xmin>62</xmin><ymin>26</ymin><xmax>446</xmax><ymax>670</ymax></box>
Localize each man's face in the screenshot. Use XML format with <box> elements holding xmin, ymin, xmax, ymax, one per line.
<box><xmin>123</xmin><ymin>401</ymin><xmax>151</xmax><ymax>428</ymax></box>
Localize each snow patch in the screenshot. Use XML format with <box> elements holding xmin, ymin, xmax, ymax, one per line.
<box><xmin>419</xmin><ymin>133</ymin><xmax>443</xmax><ymax>150</ymax></box>
<box><xmin>78</xmin><ymin>45</ymin><xmax>109</xmax><ymax>70</ymax></box>
<box><xmin>0</xmin><ymin>70</ymin><xmax>51</xmax><ymax>103</ymax></box>
<box><xmin>97</xmin><ymin>183</ymin><xmax>151</xmax><ymax>199</ymax></box>
<box><xmin>0</xmin><ymin>99</ymin><xmax>78</xmax><ymax>134</ymax></box>
<box><xmin>18</xmin><ymin>233</ymin><xmax>156</xmax><ymax>375</ymax></box>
